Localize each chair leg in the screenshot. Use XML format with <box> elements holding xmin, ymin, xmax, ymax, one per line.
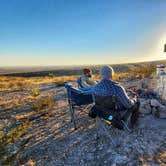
<box><xmin>126</xmin><ymin>112</ymin><xmax>132</xmax><ymax>125</ymax></box>
<box><xmin>95</xmin><ymin>117</ymin><xmax>101</xmax><ymax>140</ymax></box>
<box><xmin>69</xmin><ymin>102</ymin><xmax>73</xmax><ymax>122</ymax></box>
<box><xmin>121</xmin><ymin>120</ymin><xmax>132</xmax><ymax>133</ymax></box>
<box><xmin>101</xmin><ymin>121</ymin><xmax>117</xmax><ymax>146</ymax></box>
<box><xmin>71</xmin><ymin>105</ymin><xmax>77</xmax><ymax>130</ymax></box>
<box><xmin>96</xmin><ymin>117</ymin><xmax>117</xmax><ymax>146</ymax></box>
<box><xmin>72</xmin><ymin>106</ymin><xmax>77</xmax><ymax>130</ymax></box>
<box><xmin>121</xmin><ymin>112</ymin><xmax>133</xmax><ymax>133</ymax></box>
<box><xmin>69</xmin><ymin>103</ymin><xmax>77</xmax><ymax>130</ymax></box>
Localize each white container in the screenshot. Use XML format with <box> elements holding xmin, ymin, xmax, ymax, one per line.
<box><xmin>156</xmin><ymin>64</ymin><xmax>166</xmax><ymax>76</ymax></box>
<box><xmin>157</xmin><ymin>75</ymin><xmax>166</xmax><ymax>99</ymax></box>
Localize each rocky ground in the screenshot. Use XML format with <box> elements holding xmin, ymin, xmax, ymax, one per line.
<box><xmin>0</xmin><ymin>79</ymin><xmax>166</xmax><ymax>166</ymax></box>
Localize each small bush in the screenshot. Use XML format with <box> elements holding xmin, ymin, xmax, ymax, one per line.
<box><xmin>15</xmin><ymin>82</ymin><xmax>30</xmax><ymax>90</ymax></box>
<box><xmin>48</xmin><ymin>73</ymin><xmax>54</xmax><ymax>78</ymax></box>
<box><xmin>0</xmin><ymin>143</ymin><xmax>5</xmax><ymax>156</ymax></box>
<box><xmin>31</xmin><ymin>88</ymin><xmax>40</xmax><ymax>97</ymax></box>
<box><xmin>56</xmin><ymin>81</ymin><xmax>64</xmax><ymax>87</ymax></box>
<box><xmin>16</xmin><ymin>82</ymin><xmax>24</xmax><ymax>88</ymax></box>
<box><xmin>8</xmin><ymin>82</ymin><xmax>15</xmax><ymax>89</ymax></box>
<box><xmin>0</xmin><ymin>120</ymin><xmax>32</xmax><ymax>165</ymax></box>
<box><xmin>0</xmin><ymin>120</ymin><xmax>32</xmax><ymax>144</ymax></box>
<box><xmin>32</xmin><ymin>96</ymin><xmax>55</xmax><ymax>111</ymax></box>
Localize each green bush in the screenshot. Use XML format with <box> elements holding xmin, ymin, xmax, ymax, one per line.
<box><xmin>56</xmin><ymin>81</ymin><xmax>64</xmax><ymax>87</ymax></box>
<box><xmin>31</xmin><ymin>88</ymin><xmax>40</xmax><ymax>97</ymax></box>
<box><xmin>32</xmin><ymin>96</ymin><xmax>55</xmax><ymax>111</ymax></box>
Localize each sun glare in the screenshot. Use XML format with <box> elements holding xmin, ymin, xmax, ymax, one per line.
<box><xmin>158</xmin><ymin>34</ymin><xmax>166</xmax><ymax>54</ymax></box>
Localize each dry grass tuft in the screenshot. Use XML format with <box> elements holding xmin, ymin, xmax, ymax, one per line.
<box><xmin>0</xmin><ymin>119</ymin><xmax>32</xmax><ymax>162</ymax></box>
<box><xmin>24</xmin><ymin>159</ymin><xmax>36</xmax><ymax>166</ymax></box>
<box><xmin>55</xmin><ymin>81</ymin><xmax>64</xmax><ymax>87</ymax></box>
<box><xmin>0</xmin><ymin>66</ymin><xmax>156</xmax><ymax>92</ymax></box>
<box><xmin>31</xmin><ymin>88</ymin><xmax>40</xmax><ymax>97</ymax></box>
<box><xmin>32</xmin><ymin>96</ymin><xmax>55</xmax><ymax>111</ymax></box>
<box><xmin>0</xmin><ymin>75</ymin><xmax>79</xmax><ymax>92</ymax></box>
<box><xmin>0</xmin><ymin>120</ymin><xmax>32</xmax><ymax>144</ymax></box>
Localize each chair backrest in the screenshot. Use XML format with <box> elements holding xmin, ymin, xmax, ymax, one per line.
<box><xmin>93</xmin><ymin>94</ymin><xmax>128</xmax><ymax>121</ymax></box>
<box><xmin>77</xmin><ymin>77</ymin><xmax>83</xmax><ymax>88</ymax></box>
<box><xmin>94</xmin><ymin>94</ymin><xmax>118</xmax><ymax>110</ymax></box>
<box><xmin>64</xmin><ymin>83</ymin><xmax>93</xmax><ymax>106</ymax></box>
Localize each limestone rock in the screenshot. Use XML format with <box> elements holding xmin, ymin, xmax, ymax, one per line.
<box><xmin>150</xmin><ymin>99</ymin><xmax>161</xmax><ymax>107</ymax></box>
<box><xmin>155</xmin><ymin>109</ymin><xmax>166</xmax><ymax>119</ymax></box>
<box><xmin>152</xmin><ymin>107</ymin><xmax>158</xmax><ymax>116</ymax></box>
<box><xmin>139</xmin><ymin>99</ymin><xmax>151</xmax><ymax>114</ymax></box>
<box><xmin>158</xmin><ymin>105</ymin><xmax>166</xmax><ymax>111</ymax></box>
<box><xmin>113</xmin><ymin>155</ymin><xmax>128</xmax><ymax>165</ymax></box>
<box><xmin>140</xmin><ymin>98</ymin><xmax>150</xmax><ymax>106</ymax></box>
<box><xmin>139</xmin><ymin>105</ymin><xmax>151</xmax><ymax>114</ymax></box>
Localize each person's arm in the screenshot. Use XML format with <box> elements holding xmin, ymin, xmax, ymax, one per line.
<box><xmin>116</xmin><ymin>85</ymin><xmax>136</xmax><ymax>109</ymax></box>
<box><xmin>81</xmin><ymin>77</ymin><xmax>91</xmax><ymax>88</ymax></box>
<box><xmin>87</xmin><ymin>78</ymin><xmax>97</xmax><ymax>86</ymax></box>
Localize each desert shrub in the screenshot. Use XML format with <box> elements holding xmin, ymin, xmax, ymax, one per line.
<box><xmin>16</xmin><ymin>82</ymin><xmax>24</xmax><ymax>88</ymax></box>
<box><xmin>0</xmin><ymin>143</ymin><xmax>5</xmax><ymax>157</ymax></box>
<box><xmin>0</xmin><ymin>120</ymin><xmax>32</xmax><ymax>165</ymax></box>
<box><xmin>32</xmin><ymin>96</ymin><xmax>55</xmax><ymax>111</ymax></box>
<box><xmin>0</xmin><ymin>131</ymin><xmax>3</xmax><ymax>138</ymax></box>
<box><xmin>130</xmin><ymin>66</ymin><xmax>156</xmax><ymax>78</ymax></box>
<box><xmin>31</xmin><ymin>88</ymin><xmax>40</xmax><ymax>97</ymax></box>
<box><xmin>0</xmin><ymin>84</ymin><xmax>6</xmax><ymax>90</ymax></box>
<box><xmin>0</xmin><ymin>77</ymin><xmax>31</xmax><ymax>91</ymax></box>
<box><xmin>111</xmin><ymin>66</ymin><xmax>156</xmax><ymax>81</ymax></box>
<box><xmin>48</xmin><ymin>73</ymin><xmax>54</xmax><ymax>78</ymax></box>
<box><xmin>23</xmin><ymin>82</ymin><xmax>30</xmax><ymax>90</ymax></box>
<box><xmin>0</xmin><ymin>120</ymin><xmax>32</xmax><ymax>144</ymax></box>
<box><xmin>56</xmin><ymin>81</ymin><xmax>64</xmax><ymax>87</ymax></box>
<box><xmin>23</xmin><ymin>159</ymin><xmax>36</xmax><ymax>166</ymax></box>
<box><xmin>15</xmin><ymin>81</ymin><xmax>30</xmax><ymax>90</ymax></box>
<box><xmin>8</xmin><ymin>82</ymin><xmax>15</xmax><ymax>89</ymax></box>
<box><xmin>0</xmin><ymin>131</ymin><xmax>5</xmax><ymax>155</ymax></box>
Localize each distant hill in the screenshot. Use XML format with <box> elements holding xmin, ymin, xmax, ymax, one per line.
<box><xmin>0</xmin><ymin>59</ymin><xmax>166</xmax><ymax>77</ymax></box>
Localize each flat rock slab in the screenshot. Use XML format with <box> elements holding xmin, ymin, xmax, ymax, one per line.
<box><xmin>156</xmin><ymin>109</ymin><xmax>166</xmax><ymax>119</ymax></box>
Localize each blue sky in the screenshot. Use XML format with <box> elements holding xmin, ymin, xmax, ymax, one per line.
<box><xmin>0</xmin><ymin>0</ymin><xmax>166</xmax><ymax>66</ymax></box>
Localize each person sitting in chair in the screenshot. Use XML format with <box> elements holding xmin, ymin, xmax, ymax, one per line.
<box><xmin>79</xmin><ymin>68</ymin><xmax>97</xmax><ymax>88</ymax></box>
<box><xmin>94</xmin><ymin>65</ymin><xmax>136</xmax><ymax>108</ymax></box>
<box><xmin>91</xmin><ymin>65</ymin><xmax>139</xmax><ymax>128</ymax></box>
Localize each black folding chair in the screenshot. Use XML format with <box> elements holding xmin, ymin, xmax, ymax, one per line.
<box><xmin>65</xmin><ymin>83</ymin><xmax>139</xmax><ymax>146</ymax></box>
<box><xmin>92</xmin><ymin>95</ymin><xmax>137</xmax><ymax>146</ymax></box>
<box><xmin>64</xmin><ymin>83</ymin><xmax>93</xmax><ymax>129</ymax></box>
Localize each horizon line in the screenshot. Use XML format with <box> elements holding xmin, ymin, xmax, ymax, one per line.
<box><xmin>0</xmin><ymin>59</ymin><xmax>166</xmax><ymax>68</ymax></box>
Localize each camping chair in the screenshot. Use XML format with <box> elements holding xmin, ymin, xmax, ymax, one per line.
<box><xmin>65</xmin><ymin>83</ymin><xmax>139</xmax><ymax>146</ymax></box>
<box><xmin>92</xmin><ymin>94</ymin><xmax>135</xmax><ymax>146</ymax></box>
<box><xmin>64</xmin><ymin>83</ymin><xmax>93</xmax><ymax>129</ymax></box>
<box><xmin>77</xmin><ymin>77</ymin><xmax>83</xmax><ymax>88</ymax></box>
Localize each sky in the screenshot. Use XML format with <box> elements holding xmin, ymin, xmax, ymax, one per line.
<box><xmin>0</xmin><ymin>0</ymin><xmax>166</xmax><ymax>66</ymax></box>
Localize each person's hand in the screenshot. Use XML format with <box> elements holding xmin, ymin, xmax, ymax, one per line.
<box><xmin>127</xmin><ymin>89</ymin><xmax>138</xmax><ymax>101</ymax></box>
<box><xmin>127</xmin><ymin>89</ymin><xmax>136</xmax><ymax>95</ymax></box>
<box><xmin>132</xmin><ymin>95</ymin><xmax>137</xmax><ymax>102</ymax></box>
